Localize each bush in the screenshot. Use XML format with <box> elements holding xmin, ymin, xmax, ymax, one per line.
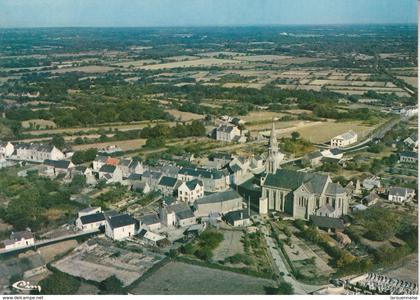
<box><xmin>38</xmin><ymin>272</ymin><xmax>80</xmax><ymax>295</ymax></box>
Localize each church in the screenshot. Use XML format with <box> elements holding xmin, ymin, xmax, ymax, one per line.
<box><xmin>259</xmin><ymin>122</ymin><xmax>348</xmax><ymax>220</ymax></box>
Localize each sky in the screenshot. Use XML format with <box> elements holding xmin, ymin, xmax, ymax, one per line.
<box><xmin>0</xmin><ymin>0</ymin><xmax>417</xmax><ymax>28</ymax></box>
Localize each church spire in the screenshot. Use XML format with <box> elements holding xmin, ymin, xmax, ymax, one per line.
<box><xmin>269</xmin><ymin>120</ymin><xmax>278</xmax><ymax>154</ymax></box>
<box><xmin>266</xmin><ymin>119</ymin><xmax>284</xmax><ymax>174</ymax></box>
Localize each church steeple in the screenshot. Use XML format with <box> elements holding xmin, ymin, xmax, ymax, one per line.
<box><xmin>266</xmin><ymin>120</ymin><xmax>284</xmax><ymax>174</ymax></box>
<box><xmin>269</xmin><ymin>121</ymin><xmax>279</xmax><ymax>155</ymax></box>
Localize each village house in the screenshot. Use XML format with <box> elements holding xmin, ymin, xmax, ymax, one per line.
<box><xmin>119</xmin><ymin>158</ymin><xmax>144</xmax><ymax>178</ymax></box>
<box><xmin>160</xmin><ymin>202</ymin><xmax>196</xmax><ymax>227</ymax></box>
<box><xmin>157</xmin><ymin>176</ymin><xmax>180</xmax><ymax>196</ymax></box>
<box><xmin>207</xmin><ymin>152</ymin><xmax>232</xmax><ymax>169</ymax></box>
<box><xmin>141</xmin><ymin>170</ymin><xmax>163</xmax><ymax>189</ymax></box>
<box><xmin>98</xmin><ymin>164</ymin><xmax>123</xmax><ymax>183</ymax></box>
<box><xmin>177</xmin><ymin>167</ymin><xmax>230</xmax><ymax>192</ymax></box>
<box><xmin>259</xmin><ymin>169</ymin><xmax>348</xmax><ymax>220</ymax></box>
<box><xmin>92</xmin><ymin>156</ymin><xmax>120</xmax><ymax>172</ymax></box>
<box><xmin>138</xmin><ymin>229</ymin><xmax>168</xmax><ymax>247</ymax></box>
<box><xmin>139</xmin><ymin>214</ymin><xmax>161</xmax><ymax>231</ymax></box>
<box><xmin>330</xmin><ymin>130</ymin><xmax>358</xmax><ymax>148</ymax></box>
<box><xmin>363</xmin><ymin>191</ymin><xmax>380</xmax><ymax>206</ymax></box>
<box><xmin>404</xmin><ymin>132</ymin><xmax>418</xmax><ymax>151</ymax></box>
<box><xmin>13</xmin><ymin>143</ymin><xmax>65</xmax><ymax>163</ymax></box>
<box><xmin>0</xmin><ymin>141</ymin><xmax>14</xmax><ymax>157</ymax></box>
<box><xmin>105</xmin><ymin>212</ymin><xmax>137</xmax><ymax>240</ymax></box>
<box><xmin>304</xmin><ymin>151</ymin><xmax>323</xmax><ymax>167</ymax></box>
<box><xmin>76</xmin><ymin>207</ymin><xmax>106</xmax><ymax>232</ymax></box>
<box><xmin>362</xmin><ymin>176</ymin><xmax>381</xmax><ymax>191</ymax></box>
<box><xmin>194</xmin><ymin>190</ymin><xmax>243</xmax><ymax>217</ymax></box>
<box><xmin>215</xmin><ymin>123</ymin><xmax>244</xmax><ymax>142</ymax></box>
<box><xmin>223</xmin><ymin>209</ymin><xmax>251</xmax><ymax>227</ymax></box>
<box><xmin>388</xmin><ymin>187</ymin><xmax>416</xmax><ymax>203</ymax></box>
<box><xmin>1</xmin><ymin>231</ymin><xmax>35</xmax><ymax>251</ymax></box>
<box><xmin>399</xmin><ymin>151</ymin><xmax>418</xmax><ymax>164</ymax></box>
<box><xmin>177</xmin><ymin>179</ymin><xmax>204</xmax><ymax>204</ymax></box>
<box><xmin>44</xmin><ymin>159</ymin><xmax>75</xmax><ymax>176</ymax></box>
<box><xmin>310</xmin><ymin>215</ymin><xmax>345</xmax><ymax>233</ymax></box>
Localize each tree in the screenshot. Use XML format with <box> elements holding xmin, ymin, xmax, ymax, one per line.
<box><xmin>38</xmin><ymin>272</ymin><xmax>80</xmax><ymax>295</ymax></box>
<box><xmin>98</xmin><ymin>276</ymin><xmax>126</xmax><ymax>295</ymax></box>
<box><xmin>51</xmin><ymin>135</ymin><xmax>65</xmax><ymax>150</ymax></box>
<box><xmin>291</xmin><ymin>131</ymin><xmax>300</xmax><ymax>141</ymax></box>
<box><xmin>71</xmin><ymin>148</ymin><xmax>97</xmax><ymax>164</ymax></box>
<box><xmin>265</xmin><ymin>282</ymin><xmax>294</xmax><ymax>295</ymax></box>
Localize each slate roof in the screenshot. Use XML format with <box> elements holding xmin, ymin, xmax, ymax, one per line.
<box><xmin>178</xmin><ymin>167</ymin><xmax>224</xmax><ymax>179</ymax></box>
<box><xmin>80</xmin><ymin>213</ymin><xmax>105</xmax><ymax>225</ymax></box>
<box><xmin>44</xmin><ymin>159</ymin><xmax>72</xmax><ymax>169</ymax></box>
<box><xmin>128</xmin><ymin>173</ymin><xmax>142</xmax><ymax>181</ymax></box>
<box><xmin>400</xmin><ymin>151</ymin><xmax>418</xmax><ymax>159</ymax></box>
<box><xmin>107</xmin><ymin>213</ymin><xmax>137</xmax><ymax>229</ymax></box>
<box><xmin>140</xmin><ymin>214</ymin><xmax>160</xmax><ymax>225</ymax></box>
<box><xmin>224</xmin><ymin>209</ymin><xmax>250</xmax><ymax>223</ymax></box>
<box><xmin>330</xmin><ymin>148</ymin><xmax>343</xmax><ymax>155</ymax></box>
<box><xmin>99</xmin><ymin>164</ymin><xmax>117</xmax><ymax>173</ymax></box>
<box><xmin>325</xmin><ymin>182</ymin><xmax>346</xmax><ymax>195</ymax></box>
<box><xmin>185</xmin><ymin>179</ymin><xmax>203</xmax><ymax>190</ymax></box>
<box><xmin>196</xmin><ymin>190</ymin><xmax>242</xmax><ymax>205</ymax></box>
<box><xmin>158</xmin><ymin>176</ymin><xmax>178</xmax><ymax>187</ymax></box>
<box><xmin>10</xmin><ymin>231</ymin><xmax>34</xmax><ymax>240</ymax></box>
<box><xmin>263</xmin><ymin>169</ymin><xmax>335</xmax><ymax>196</ymax></box>
<box><xmin>228</xmin><ymin>164</ymin><xmax>242</xmax><ymax>173</ymax></box>
<box><xmin>317</xmin><ymin>204</ymin><xmax>335</xmax><ymax>215</ymax></box>
<box><xmin>94</xmin><ymin>155</ymin><xmax>108</xmax><ymax>163</ymax></box>
<box><xmin>15</xmin><ymin>143</ymin><xmax>55</xmax><ymax>152</ymax></box>
<box><xmin>389</xmin><ymin>187</ymin><xmax>414</xmax><ymax>197</ymax></box>
<box><xmin>120</xmin><ymin>159</ymin><xmax>132</xmax><ymax>167</ymax></box>
<box><xmin>217</xmin><ymin>124</ymin><xmax>237</xmax><ymax>133</ymax></box>
<box><xmin>310</xmin><ymin>216</ymin><xmax>345</xmax><ymax>230</ymax></box>
<box><xmin>307</xmin><ymin>151</ymin><xmax>323</xmax><ymax>160</ymax></box>
<box><xmin>166</xmin><ymin>203</ymin><xmax>195</xmax><ymax>220</ymax></box>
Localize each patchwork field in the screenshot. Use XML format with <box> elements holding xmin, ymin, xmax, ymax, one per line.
<box><xmin>72</xmin><ymin>138</ymin><xmax>147</xmax><ymax>151</ymax></box>
<box><xmin>139</xmin><ymin>58</ymin><xmax>241</xmax><ymax>70</ymax></box>
<box><xmin>279</xmin><ymin>120</ymin><xmax>374</xmax><ymax>143</ymax></box>
<box><xmin>165</xmin><ymin>109</ymin><xmax>205</xmax><ymax>121</ymax></box>
<box><xmin>130</xmin><ymin>261</ymin><xmax>275</xmax><ymax>295</ymax></box>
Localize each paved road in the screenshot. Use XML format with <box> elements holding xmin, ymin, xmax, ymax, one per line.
<box><xmin>0</xmin><ymin>229</ymin><xmax>99</xmax><ymax>256</ymax></box>
<box><xmin>261</xmin><ymin>226</ymin><xmax>325</xmax><ymax>295</ymax></box>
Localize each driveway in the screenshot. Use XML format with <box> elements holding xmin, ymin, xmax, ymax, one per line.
<box><xmin>261</xmin><ymin>226</ymin><xmax>325</xmax><ymax>295</ymax></box>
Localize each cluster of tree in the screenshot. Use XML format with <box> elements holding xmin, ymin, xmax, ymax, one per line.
<box><xmin>71</xmin><ymin>148</ymin><xmax>98</xmax><ymax>164</ymax></box>
<box><xmin>180</xmin><ymin>229</ymin><xmax>224</xmax><ymax>261</ymax></box>
<box><xmin>37</xmin><ymin>272</ymin><xmax>80</xmax><ymax>295</ymax></box>
<box><xmin>6</xmin><ymin>100</ymin><xmax>173</xmax><ymax>128</ymax></box>
<box><xmin>311</xmin><ymin>104</ymin><xmax>385</xmax><ymax>122</ymax></box>
<box><xmin>0</xmin><ymin>171</ymin><xmax>84</xmax><ymax>231</ymax></box>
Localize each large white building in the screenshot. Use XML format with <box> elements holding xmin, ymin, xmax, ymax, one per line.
<box><xmin>216</xmin><ymin>124</ymin><xmax>242</xmax><ymax>142</ymax></box>
<box><xmin>1</xmin><ymin>231</ymin><xmax>35</xmax><ymax>250</ymax></box>
<box><xmin>177</xmin><ymin>179</ymin><xmax>204</xmax><ymax>204</ymax></box>
<box><xmin>76</xmin><ymin>207</ymin><xmax>106</xmax><ymax>231</ymax></box>
<box><xmin>0</xmin><ymin>141</ymin><xmax>14</xmax><ymax>157</ymax></box>
<box><xmin>388</xmin><ymin>187</ymin><xmax>416</xmax><ymax>203</ymax></box>
<box><xmin>194</xmin><ymin>190</ymin><xmax>243</xmax><ymax>217</ymax></box>
<box><xmin>105</xmin><ymin>212</ymin><xmax>137</xmax><ymax>240</ymax></box>
<box><xmin>13</xmin><ymin>143</ymin><xmax>65</xmax><ymax>163</ymax></box>
<box><xmin>330</xmin><ymin>130</ymin><xmax>358</xmax><ymax>148</ymax></box>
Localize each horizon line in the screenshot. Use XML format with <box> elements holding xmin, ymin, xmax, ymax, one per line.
<box><xmin>0</xmin><ymin>22</ymin><xmax>417</xmax><ymax>30</ymax></box>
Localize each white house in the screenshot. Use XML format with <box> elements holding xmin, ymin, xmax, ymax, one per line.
<box><xmin>44</xmin><ymin>159</ymin><xmax>75</xmax><ymax>176</ymax></box>
<box><xmin>404</xmin><ymin>132</ymin><xmax>418</xmax><ymax>151</ymax></box>
<box><xmin>1</xmin><ymin>231</ymin><xmax>35</xmax><ymax>250</ymax></box>
<box><xmin>388</xmin><ymin>187</ymin><xmax>416</xmax><ymax>203</ymax></box>
<box><xmin>99</xmin><ymin>164</ymin><xmax>123</xmax><ymax>183</ymax></box>
<box><xmin>14</xmin><ymin>143</ymin><xmax>65</xmax><ymax>163</ymax></box>
<box><xmin>76</xmin><ymin>212</ymin><xmax>106</xmax><ymax>231</ymax></box>
<box><xmin>177</xmin><ymin>179</ymin><xmax>204</xmax><ymax>204</ymax></box>
<box><xmin>160</xmin><ymin>202</ymin><xmax>196</xmax><ymax>227</ymax></box>
<box><xmin>362</xmin><ymin>176</ymin><xmax>381</xmax><ymax>191</ymax></box>
<box><xmin>139</xmin><ymin>213</ymin><xmax>161</xmax><ymax>231</ymax></box>
<box><xmin>0</xmin><ymin>141</ymin><xmax>14</xmax><ymax>157</ymax></box>
<box><xmin>105</xmin><ymin>212</ymin><xmax>137</xmax><ymax>240</ymax></box>
<box><xmin>215</xmin><ymin>124</ymin><xmax>242</xmax><ymax>142</ymax></box>
<box><xmin>330</xmin><ymin>130</ymin><xmax>358</xmax><ymax>148</ymax></box>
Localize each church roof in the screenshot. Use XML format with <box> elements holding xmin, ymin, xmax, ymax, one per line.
<box><xmin>263</xmin><ymin>169</ymin><xmax>331</xmax><ymax>195</ymax></box>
